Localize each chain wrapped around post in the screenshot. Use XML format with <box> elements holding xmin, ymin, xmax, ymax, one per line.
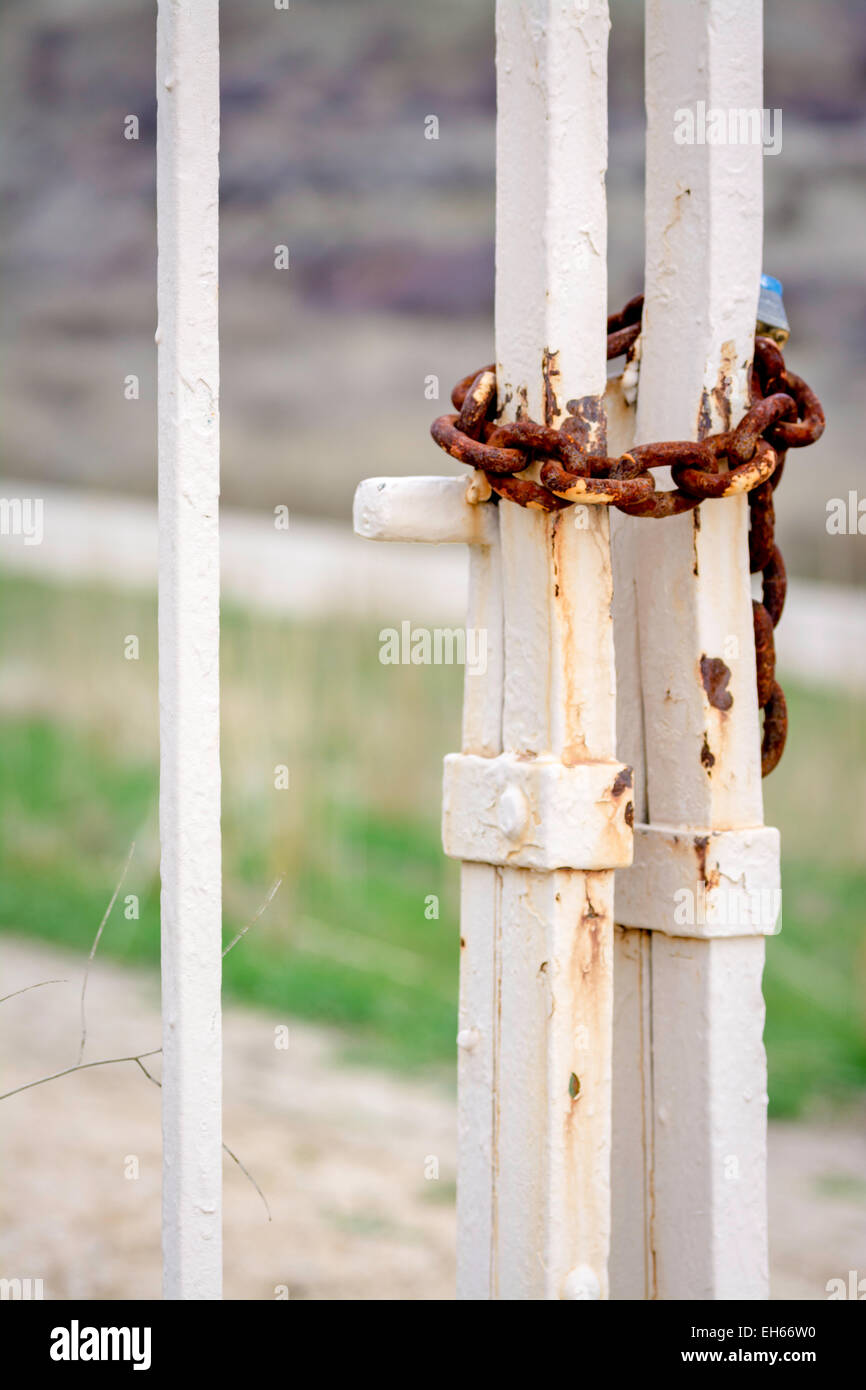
<box><xmin>430</xmin><ymin>295</ymin><xmax>825</xmax><ymax>775</ymax></box>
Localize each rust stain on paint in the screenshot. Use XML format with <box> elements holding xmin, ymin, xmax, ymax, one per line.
<box><xmin>552</xmin><ymin>511</ymin><xmax>589</xmax><ymax>763</ymax></box>
<box><xmin>611</xmin><ymin>767</ymin><xmax>633</xmax><ymax>798</ymax></box>
<box><xmin>694</xmin><ymin>834</ymin><xmax>709</xmax><ymax>882</ymax></box>
<box><xmin>562</xmin><ymin>393</ymin><xmax>607</xmax><ymax>453</ymax></box>
<box><xmin>565</xmin><ymin>875</ymin><xmax>613</xmax><ymax>1224</ymax></box>
<box><xmin>711</xmin><ymin>341</ymin><xmax>736</xmax><ymax>433</ymax></box>
<box><xmin>697</xmin><ymin>389</ymin><xmax>713</xmax><ymax>442</ymax></box>
<box><xmin>700</xmin><ymin>655</ymin><xmax>734</xmax><ymax>711</ymax></box>
<box><xmin>700</xmin><ymin>733</ymin><xmax>716</xmax><ymax>771</ymax></box>
<box><xmin>694</xmin><ymin>835</ymin><xmax>720</xmax><ymax>891</ymax></box>
<box><xmin>553</xmin><ymin>390</ymin><xmax>608</xmax><ymax>765</ymax></box>
<box><xmin>542</xmin><ymin>348</ymin><xmax>561</xmax><ymax>425</ymax></box>
<box><xmin>610</xmin><ymin>766</ymin><xmax>635</xmax><ymax>833</ymax></box>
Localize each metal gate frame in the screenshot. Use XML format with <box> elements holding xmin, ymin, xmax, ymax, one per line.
<box><xmin>156</xmin><ymin>0</ymin><xmax>776</xmax><ymax>1300</ymax></box>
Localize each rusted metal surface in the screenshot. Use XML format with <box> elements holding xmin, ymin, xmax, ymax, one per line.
<box><xmin>430</xmin><ymin>301</ymin><xmax>825</xmax><ymax>774</ymax></box>
<box><xmin>700</xmin><ymin>656</ymin><xmax>734</xmax><ymax>712</ymax></box>
<box><xmin>746</xmin><ymin>336</ymin><xmax>824</xmax><ymax>775</ymax></box>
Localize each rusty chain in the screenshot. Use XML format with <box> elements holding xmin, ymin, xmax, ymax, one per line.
<box><xmin>430</xmin><ymin>294</ymin><xmax>825</xmax><ymax>776</ymax></box>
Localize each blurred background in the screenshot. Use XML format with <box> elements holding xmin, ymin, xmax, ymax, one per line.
<box><xmin>0</xmin><ymin>0</ymin><xmax>863</xmax><ymax>1299</ymax></box>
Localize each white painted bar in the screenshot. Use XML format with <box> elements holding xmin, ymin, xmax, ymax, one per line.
<box><xmin>353</xmin><ymin>476</ymin><xmax>497</xmax><ymax>548</ymax></box>
<box><xmin>455</xmin><ymin>522</ymin><xmax>503</xmax><ymax>1300</ymax></box>
<box><xmin>606</xmin><ymin>372</ymin><xmax>657</xmax><ymax>1299</ymax></box>
<box><xmin>156</xmin><ymin>0</ymin><xmax>222</xmax><ymax>1301</ymax></box>
<box><xmin>350</xmin><ymin>474</ymin><xmax>505</xmax><ymax>1299</ymax></box>
<box><xmin>623</xmin><ymin>0</ymin><xmax>770</xmax><ymax>1300</ymax></box>
<box><xmin>490</xmin><ymin>0</ymin><xmax>619</xmax><ymax>1300</ymax></box>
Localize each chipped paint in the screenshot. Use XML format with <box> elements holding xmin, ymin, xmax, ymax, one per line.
<box><xmin>699</xmin><ymin>655</ymin><xmax>734</xmax><ymax>712</ymax></box>
<box><xmin>563</xmin><ymin>393</ymin><xmax>607</xmax><ymax>453</ymax></box>
<box><xmin>612</xmin><ymin>767</ymin><xmax>633</xmax><ymax>798</ymax></box>
<box><xmin>710</xmin><ymin>340</ymin><xmax>736</xmax><ymax>434</ymax></box>
<box><xmin>542</xmin><ymin>347</ymin><xmax>561</xmax><ymax>425</ymax></box>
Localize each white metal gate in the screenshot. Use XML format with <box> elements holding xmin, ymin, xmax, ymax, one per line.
<box><xmin>156</xmin><ymin>0</ymin><xmax>777</xmax><ymax>1299</ymax></box>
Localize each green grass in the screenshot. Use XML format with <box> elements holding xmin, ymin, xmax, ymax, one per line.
<box><xmin>0</xmin><ymin>574</ymin><xmax>462</xmax><ymax>1077</ymax></box>
<box><xmin>0</xmin><ymin>573</ymin><xmax>864</xmax><ymax>1111</ymax></box>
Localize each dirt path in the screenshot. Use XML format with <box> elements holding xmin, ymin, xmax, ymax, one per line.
<box><xmin>1</xmin><ymin>936</ymin><xmax>864</xmax><ymax>1301</ymax></box>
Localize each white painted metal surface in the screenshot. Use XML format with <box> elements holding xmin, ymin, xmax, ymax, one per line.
<box><xmin>616</xmin><ymin>824</ymin><xmax>780</xmax><ymax>936</ymax></box>
<box><xmin>156</xmin><ymin>0</ymin><xmax>222</xmax><ymax>1301</ymax></box>
<box><xmin>354</xmin><ymin>476</ymin><xmax>497</xmax><ymax>548</ymax></box>
<box><xmin>442</xmin><ymin>754</ymin><xmax>632</xmax><ymax>871</ymax></box>
<box><xmin>355</xmin><ymin>0</ymin><xmax>627</xmax><ymax>1300</ymax></box>
<box><xmin>610</xmin><ymin>0</ymin><xmax>771</xmax><ymax>1300</ymax></box>
<box><xmin>488</xmin><ymin>0</ymin><xmax>625</xmax><ymax>1301</ymax></box>
<box><xmin>353</xmin><ymin>476</ymin><xmax>505</xmax><ymax>1299</ymax></box>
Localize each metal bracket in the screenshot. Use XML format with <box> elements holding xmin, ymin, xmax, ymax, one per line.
<box><xmin>442</xmin><ymin>752</ymin><xmax>634</xmax><ymax>871</ymax></box>
<box><xmin>614</xmin><ymin>822</ymin><xmax>782</xmax><ymax>937</ymax></box>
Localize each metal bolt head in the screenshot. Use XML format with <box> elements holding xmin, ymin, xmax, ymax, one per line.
<box><xmin>497</xmin><ymin>784</ymin><xmax>529</xmax><ymax>841</ymax></box>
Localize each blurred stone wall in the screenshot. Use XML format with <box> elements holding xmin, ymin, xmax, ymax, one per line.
<box><xmin>0</xmin><ymin>0</ymin><xmax>863</xmax><ymax>581</ymax></box>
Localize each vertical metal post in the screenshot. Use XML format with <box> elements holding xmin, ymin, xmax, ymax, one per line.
<box><xmin>455</xmin><ymin>521</ymin><xmax>504</xmax><ymax>1299</ymax></box>
<box><xmin>487</xmin><ymin>0</ymin><xmax>621</xmax><ymax>1300</ymax></box>
<box><xmin>611</xmin><ymin>0</ymin><xmax>771</xmax><ymax>1299</ymax></box>
<box><xmin>156</xmin><ymin>0</ymin><xmax>222</xmax><ymax>1300</ymax></box>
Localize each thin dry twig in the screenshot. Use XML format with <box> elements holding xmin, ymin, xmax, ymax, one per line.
<box><xmin>78</xmin><ymin>840</ymin><xmax>136</xmax><ymax>1065</ymax></box>
<box><xmin>0</xmin><ymin>1049</ymin><xmax>163</xmax><ymax>1102</ymax></box>
<box><xmin>3</xmin><ymin>870</ymin><xmax>285</xmax><ymax>1223</ymax></box>
<box><xmin>0</xmin><ymin>1046</ymin><xmax>271</xmax><ymax>1221</ymax></box>
<box><xmin>222</xmin><ymin>1141</ymin><xmax>272</xmax><ymax>1222</ymax></box>
<box><xmin>222</xmin><ymin>875</ymin><xmax>284</xmax><ymax>959</ymax></box>
<box><xmin>0</xmin><ymin>979</ymin><xmax>69</xmax><ymax>1006</ymax></box>
<box><xmin>132</xmin><ymin>1054</ymin><xmax>272</xmax><ymax>1219</ymax></box>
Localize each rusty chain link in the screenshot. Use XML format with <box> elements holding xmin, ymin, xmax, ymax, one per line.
<box><xmin>430</xmin><ymin>295</ymin><xmax>825</xmax><ymax>776</ymax></box>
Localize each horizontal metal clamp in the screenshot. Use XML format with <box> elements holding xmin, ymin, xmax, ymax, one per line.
<box><xmin>614</xmin><ymin>823</ymin><xmax>782</xmax><ymax>937</ymax></box>
<box><xmin>441</xmin><ymin>752</ymin><xmax>634</xmax><ymax>871</ymax></box>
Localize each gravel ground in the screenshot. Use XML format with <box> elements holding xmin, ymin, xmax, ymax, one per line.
<box><xmin>1</xmin><ymin>936</ymin><xmax>864</xmax><ymax>1301</ymax></box>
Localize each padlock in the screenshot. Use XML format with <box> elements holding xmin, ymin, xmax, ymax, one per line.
<box><xmin>756</xmin><ymin>272</ymin><xmax>790</xmax><ymax>345</ymax></box>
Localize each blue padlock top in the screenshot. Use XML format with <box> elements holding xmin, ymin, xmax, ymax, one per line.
<box><xmin>757</xmin><ymin>272</ymin><xmax>789</xmax><ymax>335</ymax></box>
